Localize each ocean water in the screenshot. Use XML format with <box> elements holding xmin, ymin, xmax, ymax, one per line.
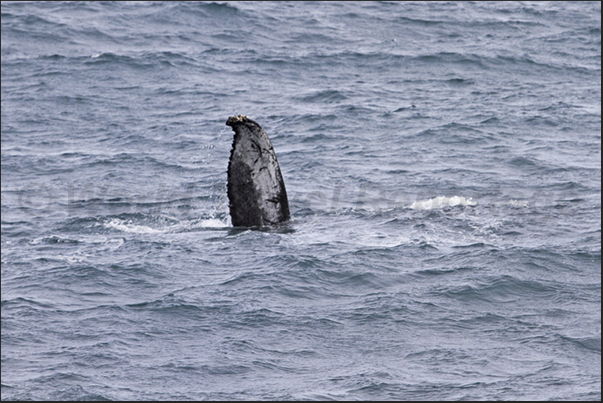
<box><xmin>1</xmin><ymin>1</ymin><xmax>600</xmax><ymax>400</ymax></box>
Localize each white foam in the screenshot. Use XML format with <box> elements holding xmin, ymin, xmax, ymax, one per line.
<box><xmin>508</xmin><ymin>199</ymin><xmax>529</xmax><ymax>207</ymax></box>
<box><xmin>199</xmin><ymin>218</ymin><xmax>230</xmax><ymax>228</ymax></box>
<box><xmin>104</xmin><ymin>218</ymin><xmax>164</xmax><ymax>234</ymax></box>
<box><xmin>409</xmin><ymin>196</ymin><xmax>477</xmax><ymax>210</ymax></box>
<box><xmin>188</xmin><ymin>217</ymin><xmax>230</xmax><ymax>229</ymax></box>
<box><xmin>104</xmin><ymin>216</ymin><xmax>230</xmax><ymax>234</ymax></box>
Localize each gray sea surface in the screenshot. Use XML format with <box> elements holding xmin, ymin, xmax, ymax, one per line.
<box><xmin>1</xmin><ymin>1</ymin><xmax>601</xmax><ymax>400</ymax></box>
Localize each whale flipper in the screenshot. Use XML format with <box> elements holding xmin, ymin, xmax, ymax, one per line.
<box><xmin>226</xmin><ymin>115</ymin><xmax>290</xmax><ymax>227</ymax></box>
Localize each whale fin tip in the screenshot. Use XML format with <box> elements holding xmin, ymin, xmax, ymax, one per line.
<box><xmin>226</xmin><ymin>114</ymin><xmax>252</xmax><ymax>126</ymax></box>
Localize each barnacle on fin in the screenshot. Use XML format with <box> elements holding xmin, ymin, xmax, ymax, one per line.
<box><xmin>226</xmin><ymin>114</ymin><xmax>251</xmax><ymax>126</ymax></box>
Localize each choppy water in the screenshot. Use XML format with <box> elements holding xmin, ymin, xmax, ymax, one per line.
<box><xmin>1</xmin><ymin>1</ymin><xmax>601</xmax><ymax>400</ymax></box>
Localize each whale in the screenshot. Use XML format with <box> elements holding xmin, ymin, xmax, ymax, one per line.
<box><xmin>226</xmin><ymin>115</ymin><xmax>290</xmax><ymax>227</ymax></box>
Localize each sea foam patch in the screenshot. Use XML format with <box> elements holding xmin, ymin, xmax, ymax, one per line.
<box><xmin>409</xmin><ymin>196</ymin><xmax>477</xmax><ymax>210</ymax></box>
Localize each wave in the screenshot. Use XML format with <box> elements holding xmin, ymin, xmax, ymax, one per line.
<box><xmin>295</xmin><ymin>89</ymin><xmax>349</xmax><ymax>104</ymax></box>
<box><xmin>438</xmin><ymin>275</ymin><xmax>558</xmax><ymax>304</ymax></box>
